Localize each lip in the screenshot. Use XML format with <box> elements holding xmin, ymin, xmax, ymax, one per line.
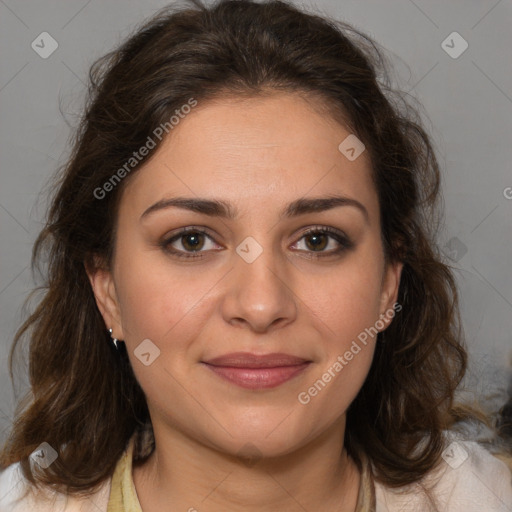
<box><xmin>204</xmin><ymin>352</ymin><xmax>310</xmax><ymax>368</ymax></box>
<box><xmin>202</xmin><ymin>352</ymin><xmax>311</xmax><ymax>389</ymax></box>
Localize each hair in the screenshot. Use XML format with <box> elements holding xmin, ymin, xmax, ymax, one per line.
<box><xmin>1</xmin><ymin>0</ymin><xmax>509</xmax><ymax>499</ymax></box>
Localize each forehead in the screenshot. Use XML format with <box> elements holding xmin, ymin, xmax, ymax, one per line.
<box><xmin>120</xmin><ymin>92</ymin><xmax>378</xmax><ymax>223</ymax></box>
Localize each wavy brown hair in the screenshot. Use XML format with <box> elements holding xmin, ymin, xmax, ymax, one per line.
<box><xmin>0</xmin><ymin>0</ymin><xmax>506</xmax><ymax>498</ymax></box>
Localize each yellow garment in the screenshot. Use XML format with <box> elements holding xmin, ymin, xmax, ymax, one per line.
<box><xmin>107</xmin><ymin>435</ymin><xmax>375</xmax><ymax>511</ymax></box>
<box><xmin>107</xmin><ymin>435</ymin><xmax>143</xmax><ymax>512</ymax></box>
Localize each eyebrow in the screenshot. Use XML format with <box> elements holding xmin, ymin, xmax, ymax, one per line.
<box><xmin>140</xmin><ymin>194</ymin><xmax>369</xmax><ymax>223</ymax></box>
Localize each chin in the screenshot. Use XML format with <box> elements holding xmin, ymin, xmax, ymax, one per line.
<box><xmin>204</xmin><ymin>417</ymin><xmax>311</xmax><ymax>461</ymax></box>
<box><xmin>224</xmin><ymin>435</ymin><xmax>300</xmax><ymax>462</ymax></box>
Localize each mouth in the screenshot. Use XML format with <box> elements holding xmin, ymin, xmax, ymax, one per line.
<box><xmin>201</xmin><ymin>352</ymin><xmax>312</xmax><ymax>389</ymax></box>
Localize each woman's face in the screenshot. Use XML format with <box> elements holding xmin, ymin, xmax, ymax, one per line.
<box><xmin>89</xmin><ymin>92</ymin><xmax>402</xmax><ymax>458</ymax></box>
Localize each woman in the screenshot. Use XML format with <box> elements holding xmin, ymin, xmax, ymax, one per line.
<box><xmin>0</xmin><ymin>0</ymin><xmax>511</xmax><ymax>510</ymax></box>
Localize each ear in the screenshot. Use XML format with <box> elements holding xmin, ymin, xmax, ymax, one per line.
<box><xmin>378</xmin><ymin>259</ymin><xmax>403</xmax><ymax>331</ymax></box>
<box><xmin>84</xmin><ymin>259</ymin><xmax>125</xmax><ymax>340</ymax></box>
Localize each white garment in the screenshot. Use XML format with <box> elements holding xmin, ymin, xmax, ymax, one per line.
<box><xmin>1</xmin><ymin>436</ymin><xmax>511</xmax><ymax>511</ymax></box>
<box><xmin>374</xmin><ymin>437</ymin><xmax>512</xmax><ymax>511</ymax></box>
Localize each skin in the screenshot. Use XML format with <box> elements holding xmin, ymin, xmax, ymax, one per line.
<box><xmin>87</xmin><ymin>91</ymin><xmax>403</xmax><ymax>512</ymax></box>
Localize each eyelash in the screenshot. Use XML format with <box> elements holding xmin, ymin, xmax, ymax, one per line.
<box><xmin>159</xmin><ymin>225</ymin><xmax>354</xmax><ymax>260</ymax></box>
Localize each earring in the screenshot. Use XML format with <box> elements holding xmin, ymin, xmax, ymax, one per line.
<box><xmin>108</xmin><ymin>328</ymin><xmax>119</xmax><ymax>350</ymax></box>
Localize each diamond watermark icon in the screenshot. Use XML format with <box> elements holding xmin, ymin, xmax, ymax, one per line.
<box><xmin>443</xmin><ymin>236</ymin><xmax>467</xmax><ymax>263</ymax></box>
<box><xmin>29</xmin><ymin>442</ymin><xmax>58</xmax><ymax>469</ymax></box>
<box><xmin>134</xmin><ymin>338</ymin><xmax>161</xmax><ymax>366</ymax></box>
<box><xmin>236</xmin><ymin>236</ymin><xmax>263</xmax><ymax>263</ymax></box>
<box><xmin>237</xmin><ymin>442</ymin><xmax>263</xmax><ymax>467</ymax></box>
<box><xmin>441</xmin><ymin>441</ymin><xmax>469</xmax><ymax>469</ymax></box>
<box><xmin>338</xmin><ymin>134</ymin><xmax>365</xmax><ymax>161</ymax></box>
<box><xmin>441</xmin><ymin>32</ymin><xmax>468</xmax><ymax>59</ymax></box>
<box><xmin>31</xmin><ymin>32</ymin><xmax>59</xmax><ymax>59</ymax></box>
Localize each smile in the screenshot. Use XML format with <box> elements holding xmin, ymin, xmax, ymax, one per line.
<box><xmin>202</xmin><ymin>352</ymin><xmax>312</xmax><ymax>390</ymax></box>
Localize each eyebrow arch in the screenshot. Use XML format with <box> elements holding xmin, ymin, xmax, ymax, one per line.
<box><xmin>140</xmin><ymin>194</ymin><xmax>369</xmax><ymax>223</ymax></box>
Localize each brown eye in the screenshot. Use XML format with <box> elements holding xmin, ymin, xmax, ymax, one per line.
<box><xmin>180</xmin><ymin>232</ymin><xmax>206</xmax><ymax>251</ymax></box>
<box><xmin>304</xmin><ymin>232</ymin><xmax>329</xmax><ymax>251</ymax></box>
<box><xmin>293</xmin><ymin>226</ymin><xmax>354</xmax><ymax>257</ymax></box>
<box><xmin>160</xmin><ymin>227</ymin><xmax>219</xmax><ymax>259</ymax></box>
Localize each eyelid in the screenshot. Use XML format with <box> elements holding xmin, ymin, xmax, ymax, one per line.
<box><xmin>293</xmin><ymin>225</ymin><xmax>354</xmax><ymax>255</ymax></box>
<box><xmin>299</xmin><ymin>225</ymin><xmax>350</xmax><ymax>241</ymax></box>
<box><xmin>159</xmin><ymin>226</ymin><xmax>219</xmax><ymax>258</ymax></box>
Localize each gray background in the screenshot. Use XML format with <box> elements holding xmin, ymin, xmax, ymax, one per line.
<box><xmin>1</xmin><ymin>0</ymin><xmax>511</xmax><ymax>443</ymax></box>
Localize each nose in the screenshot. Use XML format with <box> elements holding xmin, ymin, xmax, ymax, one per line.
<box><xmin>221</xmin><ymin>242</ymin><xmax>298</xmax><ymax>334</ymax></box>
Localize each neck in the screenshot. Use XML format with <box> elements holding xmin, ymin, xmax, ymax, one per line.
<box><xmin>133</xmin><ymin>415</ymin><xmax>360</xmax><ymax>512</ymax></box>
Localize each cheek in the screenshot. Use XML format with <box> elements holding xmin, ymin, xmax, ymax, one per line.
<box><xmin>306</xmin><ymin>254</ymin><xmax>384</xmax><ymax>345</ymax></box>
<box><xmin>296</xmin><ymin>261</ymin><xmax>381</xmax><ymax>425</ymax></box>
<box><xmin>113</xmin><ymin>249</ymin><xmax>212</xmax><ymax>345</ymax></box>
<box><xmin>296</xmin><ymin>246</ymin><xmax>383</xmax><ymax>410</ymax></box>
<box><xmin>295</xmin><ymin>344</ymin><xmax>374</xmax><ymax>441</ymax></box>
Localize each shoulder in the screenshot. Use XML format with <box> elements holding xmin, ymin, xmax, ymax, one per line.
<box><xmin>0</xmin><ymin>461</ymin><xmax>111</xmax><ymax>512</ymax></box>
<box><xmin>375</xmin><ymin>434</ymin><xmax>512</xmax><ymax>512</ymax></box>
